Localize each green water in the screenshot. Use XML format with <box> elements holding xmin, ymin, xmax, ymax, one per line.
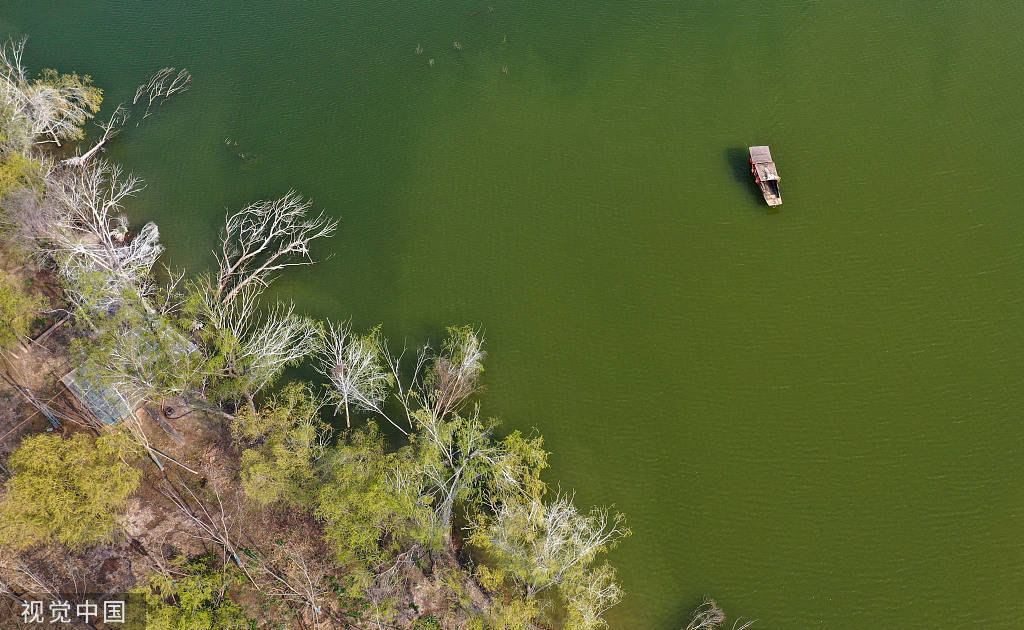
<box><xmin>6</xmin><ymin>2</ymin><xmax>1024</xmax><ymax>627</ymax></box>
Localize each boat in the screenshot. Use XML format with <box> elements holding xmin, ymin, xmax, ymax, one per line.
<box><xmin>749</xmin><ymin>145</ymin><xmax>781</xmax><ymax>206</ymax></box>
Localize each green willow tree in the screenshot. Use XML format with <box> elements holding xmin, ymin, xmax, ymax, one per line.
<box><xmin>314</xmin><ymin>325</ymin><xmax>627</xmax><ymax>629</ymax></box>
<box><xmin>133</xmin><ymin>557</ymin><xmax>251</xmax><ymax>630</ymax></box>
<box><xmin>0</xmin><ymin>150</ymin><xmax>43</xmax><ymax>199</ymax></box>
<box><xmin>470</xmin><ymin>495</ymin><xmax>629</xmax><ymax>630</ymax></box>
<box><xmin>231</xmin><ymin>381</ymin><xmax>330</xmax><ymax>507</ymax></box>
<box><xmin>0</xmin><ymin>273</ymin><xmax>43</xmax><ymax>349</ymax></box>
<box><xmin>314</xmin><ymin>422</ymin><xmax>441</xmax><ymax>599</ymax></box>
<box><xmin>0</xmin><ymin>433</ymin><xmax>140</xmax><ymax>550</ymax></box>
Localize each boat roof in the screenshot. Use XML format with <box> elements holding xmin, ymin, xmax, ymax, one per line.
<box><xmin>749</xmin><ymin>145</ymin><xmax>773</xmax><ymax>163</ymax></box>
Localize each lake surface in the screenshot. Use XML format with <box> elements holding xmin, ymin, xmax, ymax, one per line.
<box><xmin>6</xmin><ymin>2</ymin><xmax>1024</xmax><ymax>627</ymax></box>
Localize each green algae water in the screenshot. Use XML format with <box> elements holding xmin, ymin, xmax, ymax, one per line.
<box><xmin>6</xmin><ymin>2</ymin><xmax>1024</xmax><ymax>627</ymax></box>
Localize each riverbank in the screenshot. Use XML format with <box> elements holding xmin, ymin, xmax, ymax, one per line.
<box><xmin>0</xmin><ymin>38</ymin><xmax>630</xmax><ymax>629</ymax></box>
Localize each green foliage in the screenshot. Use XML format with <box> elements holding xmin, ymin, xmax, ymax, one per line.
<box><xmin>232</xmin><ymin>381</ymin><xmax>328</xmax><ymax>507</ymax></box>
<box><xmin>0</xmin><ymin>40</ymin><xmax>632</xmax><ymax>629</ymax></box>
<box><xmin>183</xmin><ymin>277</ymin><xmax>319</xmax><ymax>405</ymax></box>
<box><xmin>0</xmin><ymin>150</ymin><xmax>43</xmax><ymax>199</ymax></box>
<box><xmin>313</xmin><ymin>321</ymin><xmax>625</xmax><ymax>628</ymax></box>
<box><xmin>0</xmin><ymin>433</ymin><xmax>141</xmax><ymax>550</ymax></box>
<box><xmin>0</xmin><ymin>273</ymin><xmax>44</xmax><ymax>348</ymax></box>
<box><xmin>492</xmin><ymin>430</ymin><xmax>549</xmax><ymax>502</ymax></box>
<box><xmin>409</xmin><ymin>409</ymin><xmax>547</xmax><ymax>533</ymax></box>
<box><xmin>133</xmin><ymin>557</ymin><xmax>251</xmax><ymax>630</ymax></box>
<box><xmin>0</xmin><ymin>41</ymin><xmax>102</xmax><ymax>150</ymax></box>
<box><xmin>412</xmin><ymin>616</ymin><xmax>445</xmax><ymax>630</ymax></box>
<box><xmin>0</xmin><ymin>150</ymin><xmax>43</xmax><ymax>263</ymax></box>
<box><xmin>0</xmin><ymin>101</ymin><xmax>30</xmax><ymax>154</ymax></box>
<box><xmin>465</xmin><ymin>595</ymin><xmax>541</xmax><ymax>630</ymax></box>
<box><xmin>193</xmin><ymin>320</ymin><xmax>249</xmax><ymax>402</ymax></box>
<box><xmin>314</xmin><ymin>423</ymin><xmax>442</xmax><ymax>596</ymax></box>
<box><xmin>71</xmin><ymin>290</ymin><xmax>207</xmax><ymax>404</ymax></box>
<box><xmin>410</xmin><ymin>409</ymin><xmax>495</xmax><ymax>524</ymax></box>
<box><xmin>56</xmin><ymin>258</ymin><xmax>121</xmax><ymax>317</ymax></box>
<box><xmin>31</xmin><ymin>68</ymin><xmax>102</xmax><ymax>143</ymax></box>
<box><xmin>469</xmin><ymin>496</ymin><xmax>629</xmax><ymax>630</ymax></box>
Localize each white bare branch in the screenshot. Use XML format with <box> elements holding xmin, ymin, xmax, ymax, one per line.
<box><xmin>253</xmin><ymin>551</ymin><xmax>332</xmax><ymax>625</ymax></box>
<box><xmin>215</xmin><ymin>191</ymin><xmax>338</xmax><ymax>304</ymax></box>
<box><xmin>315</xmin><ymin>321</ymin><xmax>398</xmax><ymax>431</ymax></box>
<box><xmin>425</xmin><ymin>326</ymin><xmax>486</xmax><ymax>421</ymax></box>
<box><xmin>685</xmin><ymin>599</ymin><xmax>726</xmax><ymax>630</ymax></box>
<box><xmin>202</xmin><ymin>284</ymin><xmax>319</xmax><ymax>396</ymax></box>
<box><xmin>565</xmin><ymin>562</ymin><xmax>625</xmax><ymax>630</ymax></box>
<box><xmin>133</xmin><ymin>67</ymin><xmax>192</xmax><ymax>119</ymax></box>
<box><xmin>93</xmin><ymin>317</ymin><xmax>205</xmax><ymax>404</ymax></box>
<box><xmin>0</xmin><ymin>36</ymin><xmax>100</xmax><ymax>147</ymax></box>
<box><xmin>379</xmin><ymin>338</ymin><xmax>430</xmax><ymax>430</ymax></box>
<box><xmin>159</xmin><ymin>479</ymin><xmax>257</xmax><ymax>585</ymax></box>
<box><xmin>487</xmin><ymin>492</ymin><xmax>629</xmax><ymax>599</ymax></box>
<box><xmin>682</xmin><ymin>598</ymin><xmax>757</xmax><ymax>630</ymax></box>
<box><xmin>403</xmin><ymin>406</ymin><xmax>499</xmax><ymax>535</ymax></box>
<box><xmin>46</xmin><ymin>161</ymin><xmax>162</xmax><ymax>310</ymax></box>
<box><xmin>61</xmin><ymin>67</ymin><xmax>190</xmax><ymax>166</ymax></box>
<box><xmin>62</xmin><ymin>103</ymin><xmax>130</xmax><ymax>167</ymax></box>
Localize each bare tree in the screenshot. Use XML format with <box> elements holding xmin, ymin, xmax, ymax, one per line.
<box><xmin>684</xmin><ymin>598</ymin><xmax>755</xmax><ymax>630</ymax></box>
<box><xmin>61</xmin><ymin>104</ymin><xmax>129</xmax><ymax>167</ymax></box>
<box><xmin>369</xmin><ymin>326</ymin><xmax>485</xmax><ymax>432</ymax></box>
<box><xmin>161</xmin><ymin>474</ymin><xmax>341</xmax><ymax>626</ymax></box>
<box><xmin>0</xmin><ymin>366</ymin><xmax>86</xmax><ymax>430</ymax></box>
<box><xmin>62</xmin><ymin>67</ymin><xmax>192</xmax><ymax>167</ymax></box>
<box><xmin>158</xmin><ymin>477</ymin><xmax>257</xmax><ymax>585</ymax></box>
<box><xmin>0</xmin><ymin>545</ymin><xmax>128</xmax><ymax>630</ymax></box>
<box><xmin>324</xmin><ymin>327</ymin><xmax>500</xmax><ymax>534</ymax></box>
<box><xmin>412</xmin><ymin>406</ymin><xmax>502</xmax><ymax>534</ymax></box>
<box><xmin>423</xmin><ymin>326</ymin><xmax>486</xmax><ymax>421</ymax></box>
<box><xmin>466</xmin><ymin>493</ymin><xmax>630</xmax><ymax>628</ymax></box>
<box><xmin>315</xmin><ymin>322</ymin><xmax>397</xmax><ymax>430</ymax></box>
<box><xmin>214</xmin><ymin>191</ymin><xmax>338</xmax><ymax>304</ymax></box>
<box><xmin>88</xmin><ymin>314</ymin><xmax>207</xmax><ymax>408</ymax></box>
<box><xmin>201</xmin><ymin>284</ymin><xmax>318</xmax><ymax>404</ymax></box>
<box><xmin>481</xmin><ymin>492</ymin><xmax>629</xmax><ymax>599</ymax></box>
<box><xmin>47</xmin><ymin>161</ymin><xmax>161</xmax><ymax>311</ymax></box>
<box><xmin>133</xmin><ymin>67</ymin><xmax>191</xmax><ymax>119</ymax></box>
<box><xmin>0</xmin><ymin>559</ymin><xmax>60</xmax><ymax>601</ymax></box>
<box><xmin>0</xmin><ymin>37</ymin><xmax>101</xmax><ymax>148</ymax></box>
<box><xmin>254</xmin><ymin>546</ymin><xmax>334</xmax><ymax>627</ymax></box>
<box><xmin>379</xmin><ymin>338</ymin><xmax>431</xmax><ymax>429</ymax></box>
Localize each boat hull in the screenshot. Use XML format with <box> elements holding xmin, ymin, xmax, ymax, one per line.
<box><xmin>748</xmin><ymin>145</ymin><xmax>782</xmax><ymax>206</ymax></box>
<box><xmin>756</xmin><ymin>178</ymin><xmax>782</xmax><ymax>206</ymax></box>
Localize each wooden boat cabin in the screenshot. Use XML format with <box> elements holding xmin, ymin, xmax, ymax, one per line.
<box><xmin>749</xmin><ymin>145</ymin><xmax>781</xmax><ymax>206</ymax></box>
